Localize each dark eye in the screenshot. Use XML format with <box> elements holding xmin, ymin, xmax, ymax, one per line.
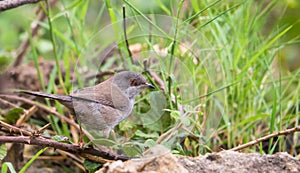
<box><xmin>129</xmin><ymin>78</ymin><xmax>138</xmax><ymax>86</ymax></box>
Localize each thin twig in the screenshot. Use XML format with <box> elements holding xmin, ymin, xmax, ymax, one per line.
<box><xmin>148</xmin><ymin>71</ymin><xmax>165</xmax><ymax>91</ymax></box>
<box><xmin>79</xmin><ymin>153</ymin><xmax>112</xmax><ymax>163</ymax></box>
<box><xmin>230</xmin><ymin>126</ymin><xmax>300</xmax><ymax>151</ymax></box>
<box><xmin>0</xmin><ymin>0</ymin><xmax>42</xmax><ymax>11</ymax></box>
<box><xmin>35</xmin><ymin>123</ymin><xmax>51</xmax><ymax>134</ymax></box>
<box><xmin>148</xmin><ymin>15</ymin><xmax>152</xmax><ymax>43</ymax></box>
<box><xmin>156</xmin><ymin>112</ymin><xmax>194</xmax><ymax>144</ymax></box>
<box><xmin>0</xmin><ymin>120</ymin><xmax>32</xmax><ymax>136</ymax></box>
<box><xmin>156</xmin><ymin>123</ymin><xmax>181</xmax><ymax>144</ymax></box>
<box><xmin>57</xmin><ymin>149</ymin><xmax>83</xmax><ymax>164</ymax></box>
<box><xmin>0</xmin><ymin>98</ymin><xmax>19</xmax><ymax>108</ymax></box>
<box><xmin>122</xmin><ymin>5</ymin><xmax>134</xmax><ymax>64</ymax></box>
<box><xmin>56</xmin><ymin>150</ymin><xmax>85</xmax><ymax>171</ymax></box>
<box><xmin>16</xmin><ymin>105</ymin><xmax>38</xmax><ymax>126</ymax></box>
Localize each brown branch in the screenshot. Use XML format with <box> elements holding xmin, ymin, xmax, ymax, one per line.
<box><xmin>16</xmin><ymin>105</ymin><xmax>38</xmax><ymax>126</ymax></box>
<box><xmin>148</xmin><ymin>71</ymin><xmax>166</xmax><ymax>91</ymax></box>
<box><xmin>0</xmin><ymin>0</ymin><xmax>42</xmax><ymax>11</ymax></box>
<box><xmin>0</xmin><ymin>136</ymin><xmax>130</xmax><ymax>162</ymax></box>
<box><xmin>0</xmin><ymin>120</ymin><xmax>32</xmax><ymax>136</ymax></box>
<box><xmin>56</xmin><ymin>150</ymin><xmax>85</xmax><ymax>171</ymax></box>
<box><xmin>0</xmin><ymin>98</ymin><xmax>19</xmax><ymax>108</ymax></box>
<box><xmin>79</xmin><ymin>153</ymin><xmax>112</xmax><ymax>163</ymax></box>
<box><xmin>230</xmin><ymin>126</ymin><xmax>300</xmax><ymax>151</ymax></box>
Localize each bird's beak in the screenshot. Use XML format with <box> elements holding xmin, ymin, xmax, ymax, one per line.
<box><xmin>144</xmin><ymin>83</ymin><xmax>155</xmax><ymax>89</ymax></box>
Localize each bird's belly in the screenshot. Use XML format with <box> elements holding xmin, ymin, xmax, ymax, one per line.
<box><xmin>72</xmin><ymin>101</ymin><xmax>131</xmax><ymax>132</ymax></box>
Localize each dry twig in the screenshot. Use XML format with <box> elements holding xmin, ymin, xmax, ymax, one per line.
<box><xmin>0</xmin><ymin>0</ymin><xmax>42</xmax><ymax>11</ymax></box>
<box><xmin>16</xmin><ymin>105</ymin><xmax>38</xmax><ymax>126</ymax></box>
<box><xmin>230</xmin><ymin>126</ymin><xmax>300</xmax><ymax>151</ymax></box>
<box><xmin>0</xmin><ymin>120</ymin><xmax>32</xmax><ymax>136</ymax></box>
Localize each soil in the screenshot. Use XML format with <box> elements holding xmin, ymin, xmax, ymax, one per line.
<box><xmin>97</xmin><ymin>146</ymin><xmax>300</xmax><ymax>173</ymax></box>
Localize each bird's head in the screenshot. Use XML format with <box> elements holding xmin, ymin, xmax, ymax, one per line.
<box><xmin>112</xmin><ymin>71</ymin><xmax>154</xmax><ymax>99</ymax></box>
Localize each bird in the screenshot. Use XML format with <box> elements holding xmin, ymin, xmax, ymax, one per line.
<box><xmin>21</xmin><ymin>71</ymin><xmax>154</xmax><ymax>138</ymax></box>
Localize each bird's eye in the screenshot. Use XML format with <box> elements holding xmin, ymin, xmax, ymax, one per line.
<box><xmin>129</xmin><ymin>78</ymin><xmax>138</xmax><ymax>86</ymax></box>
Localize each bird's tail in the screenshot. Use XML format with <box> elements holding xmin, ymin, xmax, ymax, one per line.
<box><xmin>20</xmin><ymin>91</ymin><xmax>72</xmax><ymax>102</ymax></box>
<box><xmin>18</xmin><ymin>90</ymin><xmax>75</xmax><ymax>114</ymax></box>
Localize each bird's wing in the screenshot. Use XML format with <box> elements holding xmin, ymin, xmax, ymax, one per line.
<box><xmin>70</xmin><ymin>79</ymin><xmax>115</xmax><ymax>108</ymax></box>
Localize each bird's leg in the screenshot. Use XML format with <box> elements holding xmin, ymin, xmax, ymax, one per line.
<box><xmin>78</xmin><ymin>122</ymin><xmax>84</xmax><ymax>149</ymax></box>
<box><xmin>103</xmin><ymin>129</ymin><xmax>111</xmax><ymax>138</ymax></box>
<box><xmin>111</xmin><ymin>130</ymin><xmax>117</xmax><ymax>141</ymax></box>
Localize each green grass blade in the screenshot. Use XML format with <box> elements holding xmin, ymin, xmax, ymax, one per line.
<box><xmin>28</xmin><ymin>27</ymin><xmax>46</xmax><ymax>91</ymax></box>
<box><xmin>45</xmin><ymin>0</ymin><xmax>67</xmax><ymax>94</ymax></box>
<box><xmin>122</xmin><ymin>0</ymin><xmax>172</xmax><ymax>40</ymax></box>
<box><xmin>184</xmin><ymin>0</ymin><xmax>222</xmax><ymax>23</ymax></box>
<box><xmin>242</xmin><ymin>25</ymin><xmax>293</xmax><ymax>72</ymax></box>
<box><xmin>19</xmin><ymin>147</ymin><xmax>48</xmax><ymax>173</ymax></box>
<box><xmin>1</xmin><ymin>162</ymin><xmax>16</xmax><ymax>173</ymax></box>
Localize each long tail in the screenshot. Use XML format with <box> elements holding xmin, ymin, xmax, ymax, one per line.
<box><xmin>20</xmin><ymin>91</ymin><xmax>75</xmax><ymax>114</ymax></box>
<box><xmin>20</xmin><ymin>91</ymin><xmax>72</xmax><ymax>102</ymax></box>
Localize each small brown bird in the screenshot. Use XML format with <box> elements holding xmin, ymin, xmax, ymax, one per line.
<box><xmin>21</xmin><ymin>71</ymin><xmax>154</xmax><ymax>137</ymax></box>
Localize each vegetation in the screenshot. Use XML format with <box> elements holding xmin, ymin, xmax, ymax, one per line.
<box><xmin>0</xmin><ymin>0</ymin><xmax>299</xmax><ymax>172</ymax></box>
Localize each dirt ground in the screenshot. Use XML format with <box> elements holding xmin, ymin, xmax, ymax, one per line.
<box><xmin>98</xmin><ymin>146</ymin><xmax>300</xmax><ymax>173</ymax></box>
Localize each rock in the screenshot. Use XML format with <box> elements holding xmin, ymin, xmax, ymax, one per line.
<box><xmin>97</xmin><ymin>148</ymin><xmax>300</xmax><ymax>173</ymax></box>
<box><xmin>178</xmin><ymin>150</ymin><xmax>300</xmax><ymax>173</ymax></box>
<box><xmin>96</xmin><ymin>145</ymin><xmax>188</xmax><ymax>173</ymax></box>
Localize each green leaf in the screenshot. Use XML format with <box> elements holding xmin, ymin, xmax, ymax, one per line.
<box><xmin>0</xmin><ymin>55</ymin><xmax>11</xmax><ymax>71</ymax></box>
<box><xmin>52</xmin><ymin>135</ymin><xmax>72</xmax><ymax>144</ymax></box>
<box><xmin>139</xmin><ymin>91</ymin><xmax>167</xmax><ymax>125</ymax></box>
<box><xmin>36</xmin><ymin>39</ymin><xmax>53</xmax><ymax>53</ymax></box>
<box><xmin>144</xmin><ymin>139</ymin><xmax>157</xmax><ymax>148</ymax></box>
<box><xmin>4</xmin><ymin>108</ymin><xmax>23</xmax><ymax>124</ymax></box>
<box><xmin>135</xmin><ymin>130</ymin><xmax>159</xmax><ymax>139</ymax></box>
<box><xmin>0</xmin><ymin>144</ymin><xmax>7</xmax><ymax>161</ymax></box>
<box><xmin>122</xmin><ymin>143</ymin><xmax>142</xmax><ymax>157</ymax></box>
<box><xmin>91</xmin><ymin>138</ymin><xmax>117</xmax><ymax>147</ymax></box>
<box><xmin>180</xmin><ymin>116</ymin><xmax>191</xmax><ymax>127</ymax></box>
<box><xmin>170</xmin><ymin>110</ymin><xmax>180</xmax><ymax>120</ymax></box>
<box><xmin>83</xmin><ymin>159</ymin><xmax>102</xmax><ymax>173</ymax></box>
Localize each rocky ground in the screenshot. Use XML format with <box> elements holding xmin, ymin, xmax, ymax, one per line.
<box><xmin>97</xmin><ymin>145</ymin><xmax>300</xmax><ymax>173</ymax></box>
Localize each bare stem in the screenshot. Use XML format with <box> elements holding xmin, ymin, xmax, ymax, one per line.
<box><xmin>0</xmin><ymin>0</ymin><xmax>41</xmax><ymax>11</ymax></box>
<box><xmin>230</xmin><ymin>126</ymin><xmax>300</xmax><ymax>151</ymax></box>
